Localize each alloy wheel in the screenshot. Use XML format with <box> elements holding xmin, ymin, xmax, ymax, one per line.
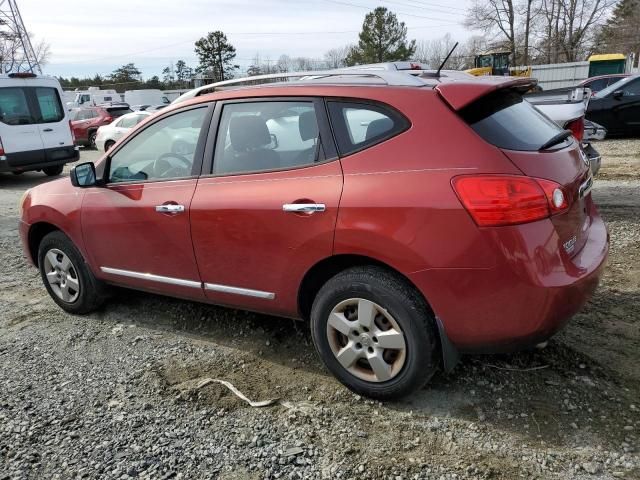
<box><xmin>43</xmin><ymin>248</ymin><xmax>80</xmax><ymax>303</ymax></box>
<box><xmin>326</xmin><ymin>298</ymin><xmax>407</xmax><ymax>382</ymax></box>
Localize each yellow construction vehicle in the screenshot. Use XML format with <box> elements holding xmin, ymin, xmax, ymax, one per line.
<box><xmin>466</xmin><ymin>50</ymin><xmax>531</xmax><ymax>77</ymax></box>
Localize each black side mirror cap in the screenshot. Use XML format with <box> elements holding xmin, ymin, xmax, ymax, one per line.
<box><xmin>612</xmin><ymin>90</ymin><xmax>624</xmax><ymax>99</ymax></box>
<box><xmin>70</xmin><ymin>162</ymin><xmax>97</xmax><ymax>188</ymax></box>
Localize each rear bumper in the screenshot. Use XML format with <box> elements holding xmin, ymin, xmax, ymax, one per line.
<box><xmin>0</xmin><ymin>146</ymin><xmax>79</xmax><ymax>173</ymax></box>
<box><xmin>409</xmin><ymin>206</ymin><xmax>609</xmax><ymax>353</ymax></box>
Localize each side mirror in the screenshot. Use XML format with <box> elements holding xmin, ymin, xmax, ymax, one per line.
<box><xmin>612</xmin><ymin>90</ymin><xmax>624</xmax><ymax>99</ymax></box>
<box><xmin>70</xmin><ymin>162</ymin><xmax>97</xmax><ymax>188</ymax></box>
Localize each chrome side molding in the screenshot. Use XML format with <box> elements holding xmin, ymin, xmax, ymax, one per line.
<box><xmin>100</xmin><ymin>267</ymin><xmax>202</xmax><ymax>288</ymax></box>
<box><xmin>100</xmin><ymin>267</ymin><xmax>276</xmax><ymax>300</ymax></box>
<box><xmin>204</xmin><ymin>283</ymin><xmax>275</xmax><ymax>299</ymax></box>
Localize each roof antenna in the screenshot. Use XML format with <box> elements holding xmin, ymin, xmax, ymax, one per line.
<box><xmin>435</xmin><ymin>42</ymin><xmax>459</xmax><ymax>77</ymax></box>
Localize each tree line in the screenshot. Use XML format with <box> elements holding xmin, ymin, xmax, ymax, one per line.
<box><xmin>55</xmin><ymin>1</ymin><xmax>637</xmax><ymax>92</ymax></box>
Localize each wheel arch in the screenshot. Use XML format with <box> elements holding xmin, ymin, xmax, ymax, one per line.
<box><xmin>28</xmin><ymin>222</ymin><xmax>61</xmax><ymax>266</ymax></box>
<box><xmin>298</xmin><ymin>254</ymin><xmax>460</xmax><ymax>372</ymax></box>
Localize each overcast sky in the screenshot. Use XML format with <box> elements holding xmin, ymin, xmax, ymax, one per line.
<box><xmin>20</xmin><ymin>0</ymin><xmax>472</xmax><ymax>79</ymax></box>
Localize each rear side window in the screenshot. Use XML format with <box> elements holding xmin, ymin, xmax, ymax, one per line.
<box><xmin>460</xmin><ymin>90</ymin><xmax>567</xmax><ymax>151</ymax></box>
<box><xmin>108</xmin><ymin>107</ymin><xmax>133</xmax><ymax>118</ymax></box>
<box><xmin>586</xmin><ymin>79</ymin><xmax>607</xmax><ymax>91</ymax></box>
<box><xmin>35</xmin><ymin>87</ymin><xmax>64</xmax><ymax>123</ymax></box>
<box><xmin>0</xmin><ymin>87</ymin><xmax>34</xmax><ymax>125</ymax></box>
<box><xmin>327</xmin><ymin>101</ymin><xmax>409</xmax><ymax>156</ymax></box>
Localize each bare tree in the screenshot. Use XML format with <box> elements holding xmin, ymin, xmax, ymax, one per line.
<box><xmin>324</xmin><ymin>45</ymin><xmax>352</xmax><ymax>69</ymax></box>
<box><xmin>465</xmin><ymin>0</ymin><xmax>517</xmax><ymax>63</ymax></box>
<box><xmin>0</xmin><ymin>33</ymin><xmax>49</xmax><ymax>73</ymax></box>
<box><xmin>414</xmin><ymin>33</ymin><xmax>466</xmax><ymax>69</ymax></box>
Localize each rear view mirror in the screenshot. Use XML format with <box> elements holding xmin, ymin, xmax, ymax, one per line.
<box><xmin>70</xmin><ymin>162</ymin><xmax>97</xmax><ymax>187</ymax></box>
<box><xmin>612</xmin><ymin>90</ymin><xmax>624</xmax><ymax>99</ymax></box>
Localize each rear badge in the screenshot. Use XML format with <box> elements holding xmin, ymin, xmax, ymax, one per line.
<box><xmin>563</xmin><ymin>235</ymin><xmax>577</xmax><ymax>254</ymax></box>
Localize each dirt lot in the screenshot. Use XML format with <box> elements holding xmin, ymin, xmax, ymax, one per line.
<box><xmin>1</xmin><ymin>141</ymin><xmax>639</xmax><ymax>480</ymax></box>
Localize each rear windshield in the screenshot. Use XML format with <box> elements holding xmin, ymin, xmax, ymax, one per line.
<box><xmin>106</xmin><ymin>107</ymin><xmax>133</xmax><ymax>118</ymax></box>
<box><xmin>460</xmin><ymin>90</ymin><xmax>568</xmax><ymax>151</ymax></box>
<box><xmin>0</xmin><ymin>86</ymin><xmax>64</xmax><ymax>125</ymax></box>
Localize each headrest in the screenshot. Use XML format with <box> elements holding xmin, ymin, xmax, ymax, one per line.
<box><xmin>365</xmin><ymin>117</ymin><xmax>394</xmax><ymax>141</ymax></box>
<box><xmin>299</xmin><ymin>110</ymin><xmax>319</xmax><ymax>141</ymax></box>
<box><xmin>230</xmin><ymin>116</ymin><xmax>271</xmax><ymax>151</ymax></box>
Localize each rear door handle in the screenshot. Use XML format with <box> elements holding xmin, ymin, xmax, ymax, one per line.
<box><xmin>282</xmin><ymin>203</ymin><xmax>326</xmax><ymax>213</ymax></box>
<box><xmin>155</xmin><ymin>204</ymin><xmax>185</xmax><ymax>214</ymax></box>
<box><xmin>42</xmin><ymin>128</ymin><xmax>53</xmax><ymax>132</ymax></box>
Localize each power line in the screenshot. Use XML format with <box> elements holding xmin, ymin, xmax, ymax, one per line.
<box><xmin>320</xmin><ymin>0</ymin><xmax>463</xmax><ymax>23</ymax></box>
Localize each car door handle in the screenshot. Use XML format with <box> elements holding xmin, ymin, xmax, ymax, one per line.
<box><xmin>282</xmin><ymin>203</ymin><xmax>326</xmax><ymax>213</ymax></box>
<box><xmin>42</xmin><ymin>128</ymin><xmax>53</xmax><ymax>132</ymax></box>
<box><xmin>155</xmin><ymin>204</ymin><xmax>185</xmax><ymax>213</ymax></box>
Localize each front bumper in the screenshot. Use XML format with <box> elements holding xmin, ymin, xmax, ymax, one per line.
<box><xmin>409</xmin><ymin>206</ymin><xmax>609</xmax><ymax>353</ymax></box>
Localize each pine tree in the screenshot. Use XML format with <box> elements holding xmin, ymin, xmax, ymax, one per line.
<box><xmin>194</xmin><ymin>31</ymin><xmax>239</xmax><ymax>81</ymax></box>
<box><xmin>345</xmin><ymin>7</ymin><xmax>416</xmax><ymax>66</ymax></box>
<box><xmin>595</xmin><ymin>0</ymin><xmax>640</xmax><ymax>55</ymax></box>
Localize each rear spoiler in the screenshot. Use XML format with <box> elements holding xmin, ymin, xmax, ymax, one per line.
<box><xmin>436</xmin><ymin>77</ymin><xmax>537</xmax><ymax>110</ymax></box>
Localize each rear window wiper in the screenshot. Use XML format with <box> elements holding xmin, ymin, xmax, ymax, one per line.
<box><xmin>539</xmin><ymin>130</ymin><xmax>572</xmax><ymax>150</ymax></box>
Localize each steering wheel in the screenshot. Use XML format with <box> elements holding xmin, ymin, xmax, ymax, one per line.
<box><xmin>153</xmin><ymin>152</ymin><xmax>192</xmax><ymax>178</ymax></box>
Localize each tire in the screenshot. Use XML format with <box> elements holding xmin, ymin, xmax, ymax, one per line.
<box><xmin>88</xmin><ymin>131</ymin><xmax>97</xmax><ymax>149</ymax></box>
<box><xmin>37</xmin><ymin>231</ymin><xmax>105</xmax><ymax>314</ymax></box>
<box><xmin>310</xmin><ymin>266</ymin><xmax>439</xmax><ymax>400</ymax></box>
<box><xmin>104</xmin><ymin>140</ymin><xmax>115</xmax><ymax>152</ymax></box>
<box><xmin>43</xmin><ymin>165</ymin><xmax>64</xmax><ymax>176</ymax></box>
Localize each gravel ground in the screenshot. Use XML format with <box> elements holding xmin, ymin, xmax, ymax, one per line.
<box><xmin>1</xmin><ymin>142</ymin><xmax>639</xmax><ymax>480</ymax></box>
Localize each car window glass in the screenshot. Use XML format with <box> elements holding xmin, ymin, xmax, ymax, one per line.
<box><xmin>118</xmin><ymin>114</ymin><xmax>138</xmax><ymax>128</ymax></box>
<box><xmin>622</xmin><ymin>79</ymin><xmax>640</xmax><ymax>96</ymax></box>
<box><xmin>327</xmin><ymin>101</ymin><xmax>409</xmax><ymax>156</ymax></box>
<box><xmin>213</xmin><ymin>101</ymin><xmax>320</xmax><ymax>175</ymax></box>
<box><xmin>587</xmin><ymin>79</ymin><xmax>607</xmax><ymax>91</ymax></box>
<box><xmin>35</xmin><ymin>87</ymin><xmax>64</xmax><ymax>123</ymax></box>
<box><xmin>109</xmin><ymin>107</ymin><xmax>207</xmax><ymax>183</ymax></box>
<box><xmin>0</xmin><ymin>87</ymin><xmax>35</xmax><ymax>125</ymax></box>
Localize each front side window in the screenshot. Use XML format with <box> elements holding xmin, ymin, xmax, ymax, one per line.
<box><xmin>622</xmin><ymin>79</ymin><xmax>640</xmax><ymax>96</ymax></box>
<box><xmin>327</xmin><ymin>101</ymin><xmax>409</xmax><ymax>156</ymax></box>
<box><xmin>109</xmin><ymin>107</ymin><xmax>207</xmax><ymax>183</ymax></box>
<box><xmin>213</xmin><ymin>101</ymin><xmax>320</xmax><ymax>175</ymax></box>
<box><xmin>35</xmin><ymin>87</ymin><xmax>64</xmax><ymax>123</ymax></box>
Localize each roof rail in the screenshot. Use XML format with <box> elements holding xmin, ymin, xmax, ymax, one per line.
<box><xmin>172</xmin><ymin>69</ymin><xmax>427</xmax><ymax>104</ymax></box>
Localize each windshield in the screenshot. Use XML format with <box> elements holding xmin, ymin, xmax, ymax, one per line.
<box><xmin>594</xmin><ymin>76</ymin><xmax>635</xmax><ymax>98</ymax></box>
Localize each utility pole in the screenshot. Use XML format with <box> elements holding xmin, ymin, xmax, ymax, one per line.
<box><xmin>0</xmin><ymin>0</ymin><xmax>41</xmax><ymax>74</ymax></box>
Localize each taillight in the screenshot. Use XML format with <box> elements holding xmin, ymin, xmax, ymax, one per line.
<box><xmin>104</xmin><ymin>116</ymin><xmax>113</xmax><ymax>123</ymax></box>
<box><xmin>566</xmin><ymin>117</ymin><xmax>584</xmax><ymax>142</ymax></box>
<box><xmin>69</xmin><ymin>120</ymin><xmax>76</xmax><ymax>143</ymax></box>
<box><xmin>452</xmin><ymin>175</ymin><xmax>569</xmax><ymax>227</ymax></box>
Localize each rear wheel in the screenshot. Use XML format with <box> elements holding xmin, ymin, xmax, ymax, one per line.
<box><xmin>43</xmin><ymin>165</ymin><xmax>64</xmax><ymax>176</ymax></box>
<box><xmin>88</xmin><ymin>131</ymin><xmax>97</xmax><ymax>149</ymax></box>
<box><xmin>38</xmin><ymin>231</ymin><xmax>105</xmax><ymax>314</ymax></box>
<box><xmin>104</xmin><ymin>140</ymin><xmax>115</xmax><ymax>152</ymax></box>
<box><xmin>310</xmin><ymin>266</ymin><xmax>439</xmax><ymax>399</ymax></box>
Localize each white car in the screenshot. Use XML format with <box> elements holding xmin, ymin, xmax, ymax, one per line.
<box><xmin>95</xmin><ymin>111</ymin><xmax>151</xmax><ymax>151</ymax></box>
<box><xmin>0</xmin><ymin>72</ymin><xmax>77</xmax><ymax>176</ymax></box>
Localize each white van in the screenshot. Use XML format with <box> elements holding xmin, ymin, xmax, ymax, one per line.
<box><xmin>0</xmin><ymin>73</ymin><xmax>78</xmax><ymax>176</ymax></box>
<box><xmin>124</xmin><ymin>89</ymin><xmax>170</xmax><ymax>108</ymax></box>
<box><xmin>67</xmin><ymin>88</ymin><xmax>122</xmax><ymax>109</ymax></box>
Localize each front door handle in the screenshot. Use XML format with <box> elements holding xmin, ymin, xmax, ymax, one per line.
<box><xmin>42</xmin><ymin>128</ymin><xmax>53</xmax><ymax>132</ymax></box>
<box><xmin>155</xmin><ymin>204</ymin><xmax>185</xmax><ymax>214</ymax></box>
<box><xmin>282</xmin><ymin>203</ymin><xmax>326</xmax><ymax>213</ymax></box>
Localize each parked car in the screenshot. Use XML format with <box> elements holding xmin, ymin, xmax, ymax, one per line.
<box><xmin>0</xmin><ymin>73</ymin><xmax>77</xmax><ymax>176</ymax></box>
<box><xmin>70</xmin><ymin>104</ymin><xmax>133</xmax><ymax>148</ymax></box>
<box><xmin>19</xmin><ymin>70</ymin><xmax>608</xmax><ymax>399</ymax></box>
<box><xmin>578</xmin><ymin>74</ymin><xmax>629</xmax><ymax>95</ymax></box>
<box><xmin>145</xmin><ymin>104</ymin><xmax>168</xmax><ymax>113</ymax></box>
<box><xmin>95</xmin><ymin>111</ymin><xmax>151</xmax><ymax>151</ymax></box>
<box><xmin>525</xmin><ymin>86</ymin><xmax>603</xmax><ymax>175</ymax></box>
<box><xmin>586</xmin><ymin>74</ymin><xmax>640</xmax><ymax>137</ymax></box>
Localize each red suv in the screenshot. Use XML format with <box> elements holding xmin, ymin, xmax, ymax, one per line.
<box><xmin>19</xmin><ymin>72</ymin><xmax>608</xmax><ymax>399</ymax></box>
<box><xmin>70</xmin><ymin>104</ymin><xmax>132</xmax><ymax>148</ymax></box>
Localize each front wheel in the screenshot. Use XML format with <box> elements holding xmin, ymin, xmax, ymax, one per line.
<box><xmin>104</xmin><ymin>140</ymin><xmax>115</xmax><ymax>152</ymax></box>
<box><xmin>38</xmin><ymin>231</ymin><xmax>105</xmax><ymax>314</ymax></box>
<box><xmin>310</xmin><ymin>266</ymin><xmax>439</xmax><ymax>400</ymax></box>
<box><xmin>88</xmin><ymin>131</ymin><xmax>97</xmax><ymax>149</ymax></box>
<box><xmin>43</xmin><ymin>165</ymin><xmax>64</xmax><ymax>176</ymax></box>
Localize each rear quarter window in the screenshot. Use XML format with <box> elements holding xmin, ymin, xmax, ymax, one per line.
<box><xmin>460</xmin><ymin>90</ymin><xmax>568</xmax><ymax>151</ymax></box>
<box><xmin>327</xmin><ymin>101</ymin><xmax>409</xmax><ymax>156</ymax></box>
